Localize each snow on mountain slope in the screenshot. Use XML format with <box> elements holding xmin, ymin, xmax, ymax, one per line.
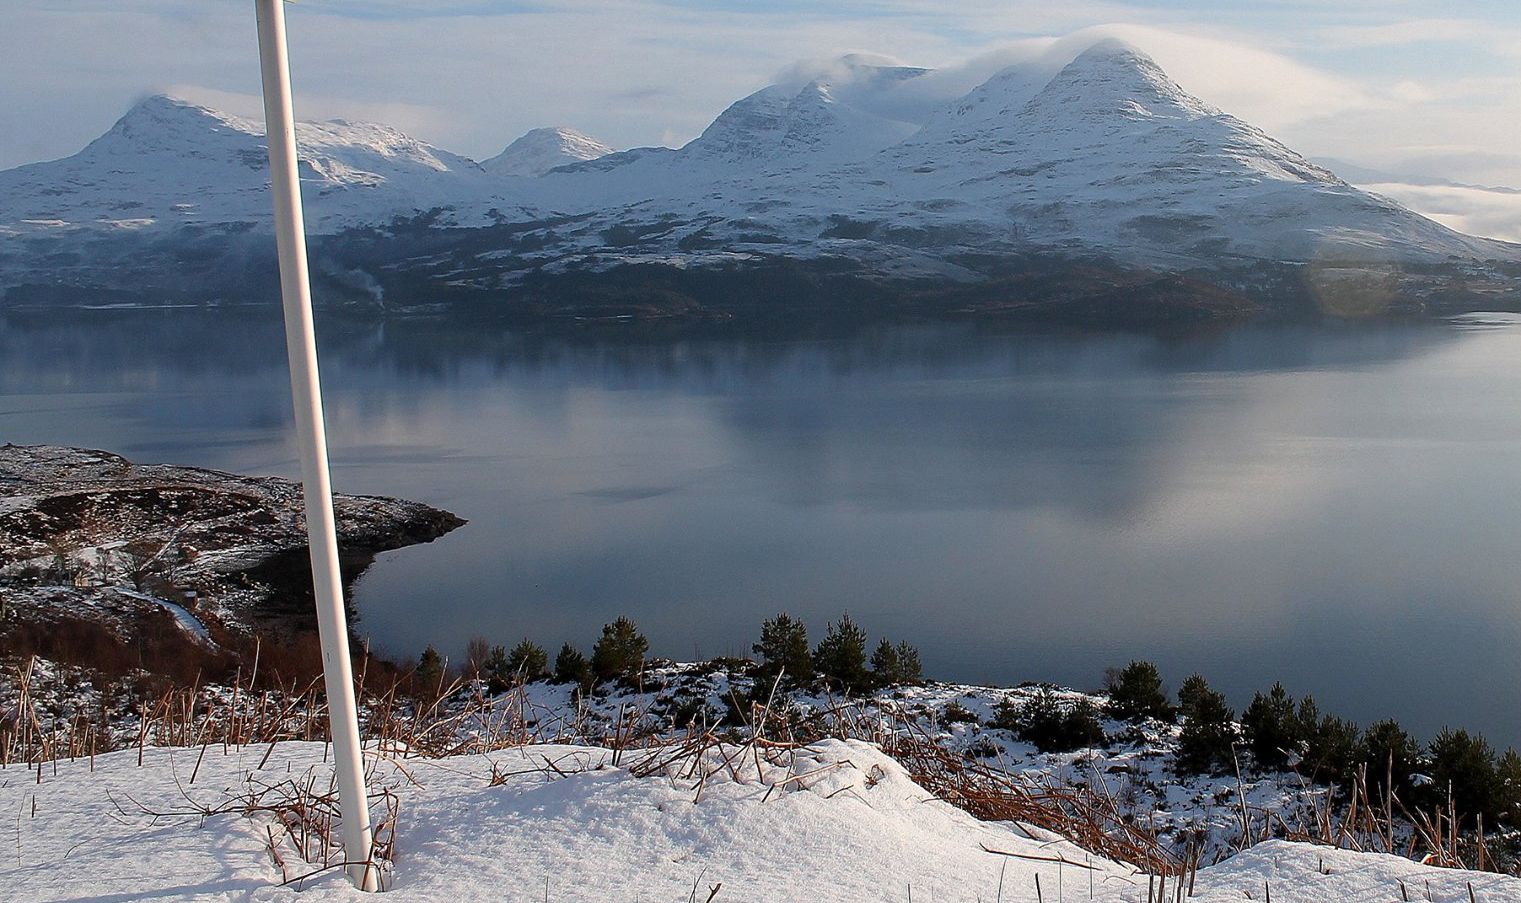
<box><xmin>482</xmin><ymin>126</ymin><xmax>613</xmax><ymax>177</ymax></box>
<box><xmin>0</xmin><ymin>43</ymin><xmax>1515</xmax><ymax>279</ymax></box>
<box><xmin>871</xmin><ymin>39</ymin><xmax>1503</xmax><ymax>263</ymax></box>
<box><xmin>522</xmin><ymin>41</ymin><xmax>1512</xmax><ymax>270</ymax></box>
<box><xmin>680</xmin><ymin>60</ymin><xmax>923</xmax><ymax>170</ymax></box>
<box><xmin>1311</xmin><ymin>159</ymin><xmax>1521</xmax><ymax>244</ymax></box>
<box><xmin>0</xmin><ymin>94</ymin><xmax>505</xmax><ymax>234</ymax></box>
<box><xmin>1358</xmin><ymin>181</ymin><xmax>1521</xmax><ymax>244</ymax></box>
<box><xmin>532</xmin><ymin>58</ymin><xmax>925</xmax><ymax>211</ymax></box>
<box><xmin>774</xmin><ymin>81</ymin><xmax>921</xmax><ymax>167</ymax></box>
<box><xmin>512</xmin><ymin>61</ymin><xmax>927</xmax><ymax>224</ymax></box>
<box><xmin>678</xmin><ymin>84</ymin><xmax>795</xmax><ymax>165</ymax></box>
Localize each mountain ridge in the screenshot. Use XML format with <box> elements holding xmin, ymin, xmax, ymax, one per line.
<box><xmin>2</xmin><ymin>42</ymin><xmax>1518</xmax><ymax>321</ymax></box>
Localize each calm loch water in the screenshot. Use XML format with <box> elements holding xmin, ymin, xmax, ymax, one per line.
<box><xmin>4</xmin><ymin>309</ymin><xmax>1521</xmax><ymax>746</ymax></box>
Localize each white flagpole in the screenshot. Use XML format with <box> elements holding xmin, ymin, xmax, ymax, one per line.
<box><xmin>253</xmin><ymin>0</ymin><xmax>378</xmax><ymax>891</ymax></box>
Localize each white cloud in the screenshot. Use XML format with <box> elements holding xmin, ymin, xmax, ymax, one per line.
<box><xmin>1389</xmin><ymin>81</ymin><xmax>1437</xmax><ymax>104</ymax></box>
<box><xmin>1361</xmin><ymin>183</ymin><xmax>1521</xmax><ymax>243</ymax></box>
<box><xmin>1316</xmin><ymin>18</ymin><xmax>1490</xmax><ymax>48</ymax></box>
<box><xmin>1304</xmin><ymin>76</ymin><xmax>1521</xmax><ymax>187</ymax></box>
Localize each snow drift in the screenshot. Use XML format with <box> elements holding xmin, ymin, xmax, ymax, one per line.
<box><xmin>4</xmin><ymin>739</ymin><xmax>1517</xmax><ymax>901</ymax></box>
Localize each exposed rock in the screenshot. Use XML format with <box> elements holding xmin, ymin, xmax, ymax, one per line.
<box><xmin>0</xmin><ymin>444</ymin><xmax>464</xmax><ymax>659</ymax></box>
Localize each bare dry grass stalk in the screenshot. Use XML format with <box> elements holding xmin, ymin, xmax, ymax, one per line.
<box><xmin>0</xmin><ymin>656</ymin><xmax>630</xmax><ymax>770</ymax></box>
<box><xmin>1275</xmin><ymin>762</ymin><xmax>1500</xmax><ymax>872</ymax></box>
<box><xmin>106</xmin><ymin>754</ymin><xmax>402</xmax><ymax>889</ymax></box>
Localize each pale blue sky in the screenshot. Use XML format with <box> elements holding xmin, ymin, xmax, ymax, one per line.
<box><xmin>4</xmin><ymin>0</ymin><xmax>1519</xmax><ymax>186</ymax></box>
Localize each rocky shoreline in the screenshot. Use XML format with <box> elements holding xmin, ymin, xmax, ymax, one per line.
<box><xmin>0</xmin><ymin>444</ymin><xmax>464</xmax><ymax>676</ymax></box>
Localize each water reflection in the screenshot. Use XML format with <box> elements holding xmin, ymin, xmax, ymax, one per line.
<box><xmin>2</xmin><ymin>310</ymin><xmax>1518</xmax><ymax>745</ymax></box>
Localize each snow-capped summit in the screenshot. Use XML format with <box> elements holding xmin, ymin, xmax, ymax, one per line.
<box><xmin>1030</xmin><ymin>39</ymin><xmax>1216</xmax><ymax>122</ymax></box>
<box><xmin>0</xmin><ymin>93</ymin><xmax>486</xmax><ymax>232</ymax></box>
<box><xmin>905</xmin><ymin>65</ymin><xmax>1046</xmax><ymax>149</ymax></box>
<box><xmin>1010</xmin><ymin>40</ymin><xmax>1337</xmax><ymax>186</ymax></box>
<box><xmin>92</xmin><ymin>94</ymin><xmax>477</xmax><ymax>180</ymax></box>
<box><xmin>679</xmin><ymin>85</ymin><xmax>795</xmax><ymax>164</ymax></box>
<box><xmin>677</xmin><ymin>58</ymin><xmax>924</xmax><ymax>170</ymax></box>
<box><xmin>771</xmin><ymin>80</ymin><xmax>919</xmax><ymax>166</ymax></box>
<box><xmin>86</xmin><ymin>95</ymin><xmax>255</xmax><ymax>160</ymax></box>
<box><xmin>868</xmin><ymin>39</ymin><xmax>1495</xmax><ymax>263</ymax></box>
<box><xmin>483</xmin><ymin>126</ymin><xmax>613</xmax><ymax>177</ymax></box>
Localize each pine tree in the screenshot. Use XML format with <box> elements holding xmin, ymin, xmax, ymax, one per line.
<box><xmin>1298</xmin><ymin>696</ymin><xmax>1359</xmax><ymax>785</ymax></box>
<box><xmin>1359</xmin><ymin>719</ymin><xmax>1422</xmax><ymax>798</ymax></box>
<box><xmin>813</xmin><ymin>613</ymin><xmax>870</xmax><ymax>694</ymax></box>
<box><xmin>1177</xmin><ymin>673</ymin><xmax>1213</xmax><ymax>714</ymax></box>
<box><xmin>1104</xmin><ymin>660</ymin><xmax>1175</xmax><ymax>723</ymax></box>
<box><xmin>482</xmin><ymin>644</ymin><xmax>512</xmax><ymax>694</ymax></box>
<box><xmin>1005</xmin><ymin>688</ymin><xmax>1105</xmax><ymax>753</ymax></box>
<box><xmin>505</xmin><ymin>638</ymin><xmax>549</xmax><ymax>680</ymax></box>
<box><xmin>1496</xmin><ymin>749</ymin><xmax>1521</xmax><ymax>827</ymax></box>
<box><xmin>591</xmin><ymin>616</ymin><xmax>649</xmax><ymax>682</ymax></box>
<box><xmin>414</xmin><ymin>645</ymin><xmax>445</xmax><ymax>701</ymax></box>
<box><xmin>1241</xmin><ymin>682</ymin><xmax>1302</xmax><ymax>771</ymax></box>
<box><xmin>1428</xmin><ymin>728</ymin><xmax>1499</xmax><ymax>824</ymax></box>
<box><xmin>554</xmin><ymin>642</ymin><xmax>593</xmax><ymax>692</ymax></box>
<box><xmin>1175</xmin><ymin>674</ymin><xmax>1237</xmax><ymax>776</ymax></box>
<box><xmin>893</xmin><ymin>640</ymin><xmax>923</xmax><ymax>685</ymax></box>
<box><xmin>870</xmin><ymin>639</ymin><xmax>899</xmax><ymax>686</ymax></box>
<box><xmin>870</xmin><ymin>638</ymin><xmax>925</xmax><ymax>687</ymax></box>
<box><xmin>752</xmin><ymin>613</ymin><xmax>813</xmax><ymax>688</ymax></box>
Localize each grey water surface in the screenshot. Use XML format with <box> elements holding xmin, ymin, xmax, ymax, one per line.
<box><xmin>4</xmin><ymin>309</ymin><xmax>1519</xmax><ymax>745</ymax></box>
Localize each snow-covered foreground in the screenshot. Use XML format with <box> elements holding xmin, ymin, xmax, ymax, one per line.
<box><xmin>3</xmin><ymin>740</ymin><xmax>1517</xmax><ymax>902</ymax></box>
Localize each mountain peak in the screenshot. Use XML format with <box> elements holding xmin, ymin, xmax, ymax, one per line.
<box><xmin>1030</xmin><ymin>39</ymin><xmax>1215</xmax><ymax>121</ymax></box>
<box><xmin>77</xmin><ymin>94</ymin><xmax>261</xmax><ymax>164</ymax></box>
<box><xmin>483</xmin><ymin>126</ymin><xmax>613</xmax><ymax>177</ymax></box>
<box><xmin>110</xmin><ymin>94</ymin><xmax>255</xmax><ymax>137</ymax></box>
<box><xmin>1071</xmin><ymin>37</ymin><xmax>1149</xmax><ymax>65</ymax></box>
<box><xmin>126</xmin><ymin>93</ymin><xmax>218</xmax><ymax>116</ymax></box>
<box><xmin>4</xmin><ymin>48</ymin><xmax>1507</xmax><ymax>272</ymax></box>
<box><xmin>682</xmin><ymin>77</ymin><xmax>917</xmax><ymax>169</ymax></box>
<box><xmin>682</xmin><ymin>86</ymin><xmax>794</xmax><ymax>162</ymax></box>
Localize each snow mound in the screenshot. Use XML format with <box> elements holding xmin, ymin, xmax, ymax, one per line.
<box><xmin>2</xmin><ymin>739</ymin><xmax>1518</xmax><ymax>901</ymax></box>
<box><xmin>2</xmin><ymin>739</ymin><xmax>1135</xmax><ymax>901</ymax></box>
<box><xmin>1183</xmin><ymin>839</ymin><xmax>1518</xmax><ymax>901</ymax></box>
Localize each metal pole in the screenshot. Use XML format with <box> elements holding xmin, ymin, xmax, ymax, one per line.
<box><xmin>253</xmin><ymin>0</ymin><xmax>377</xmax><ymax>891</ymax></box>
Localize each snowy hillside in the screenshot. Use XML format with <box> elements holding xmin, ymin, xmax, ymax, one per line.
<box><xmin>896</xmin><ymin>39</ymin><xmax>1496</xmax><ymax>262</ymax></box>
<box><xmin>677</xmin><ymin>60</ymin><xmax>924</xmax><ymax>170</ymax></box>
<box><xmin>482</xmin><ymin>126</ymin><xmax>613</xmax><ymax>177</ymax></box>
<box><xmin>2</xmin><ymin>40</ymin><xmax>1518</xmax><ymax>315</ymax></box>
<box><xmin>0</xmin><ymin>95</ymin><xmax>503</xmax><ymax>234</ymax></box>
<box><xmin>5</xmin><ymin>739</ymin><xmax>1518</xmax><ymax>901</ymax></box>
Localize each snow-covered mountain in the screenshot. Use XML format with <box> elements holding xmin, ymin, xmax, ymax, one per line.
<box><xmin>0</xmin><ymin>94</ymin><xmax>495</xmax><ymax>234</ymax></box>
<box><xmin>2</xmin><ymin>41</ymin><xmax>1517</xmax><ymax>316</ymax></box>
<box><xmin>482</xmin><ymin>126</ymin><xmax>612</xmax><ymax>177</ymax></box>
<box><xmin>677</xmin><ymin>60</ymin><xmax>924</xmax><ymax>170</ymax></box>
<box><xmin>869</xmin><ymin>39</ymin><xmax>1496</xmax><ymax>262</ymax></box>
<box><xmin>516</xmin><ymin>41</ymin><xmax>1508</xmax><ymax>269</ymax></box>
